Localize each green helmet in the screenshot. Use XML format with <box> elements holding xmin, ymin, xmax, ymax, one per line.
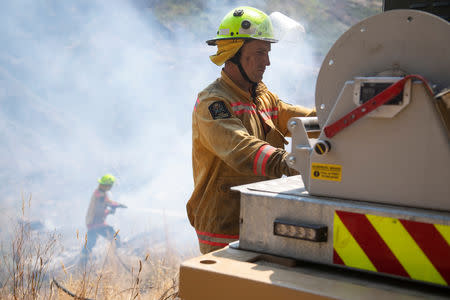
<box><xmin>206</xmin><ymin>6</ymin><xmax>278</xmax><ymax>46</ymax></box>
<box><xmin>98</xmin><ymin>174</ymin><xmax>115</xmax><ymax>185</ymax></box>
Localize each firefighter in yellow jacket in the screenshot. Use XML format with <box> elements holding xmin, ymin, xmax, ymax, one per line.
<box><xmin>81</xmin><ymin>174</ymin><xmax>127</xmax><ymax>259</ymax></box>
<box><xmin>187</xmin><ymin>6</ymin><xmax>316</xmax><ymax>254</ymax></box>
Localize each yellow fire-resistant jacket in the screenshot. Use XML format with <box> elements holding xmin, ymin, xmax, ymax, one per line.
<box><xmin>85</xmin><ymin>189</ymin><xmax>118</xmax><ymax>230</ymax></box>
<box><xmin>187</xmin><ymin>70</ymin><xmax>315</xmax><ymax>254</ymax></box>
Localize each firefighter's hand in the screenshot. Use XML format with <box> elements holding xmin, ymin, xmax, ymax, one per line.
<box><xmin>281</xmin><ymin>154</ymin><xmax>300</xmax><ymax>176</ymax></box>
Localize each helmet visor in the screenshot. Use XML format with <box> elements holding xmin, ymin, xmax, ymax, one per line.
<box><xmin>269</xmin><ymin>12</ymin><xmax>306</xmax><ymax>43</ymax></box>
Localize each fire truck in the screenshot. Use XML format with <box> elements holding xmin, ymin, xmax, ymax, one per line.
<box><xmin>179</xmin><ymin>1</ymin><xmax>450</xmax><ymax>299</ymax></box>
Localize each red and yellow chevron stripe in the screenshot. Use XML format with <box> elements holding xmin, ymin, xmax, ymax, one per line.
<box><xmin>333</xmin><ymin>210</ymin><xmax>450</xmax><ymax>286</ymax></box>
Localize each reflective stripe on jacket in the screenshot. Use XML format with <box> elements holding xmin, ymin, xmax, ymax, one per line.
<box><xmin>187</xmin><ymin>70</ymin><xmax>315</xmax><ymax>253</ymax></box>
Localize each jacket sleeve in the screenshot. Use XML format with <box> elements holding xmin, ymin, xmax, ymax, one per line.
<box><xmin>104</xmin><ymin>191</ymin><xmax>120</xmax><ymax>207</ymax></box>
<box><xmin>276</xmin><ymin>98</ymin><xmax>316</xmax><ymax>137</ymax></box>
<box><xmin>195</xmin><ymin>96</ymin><xmax>293</xmax><ymax>177</ymax></box>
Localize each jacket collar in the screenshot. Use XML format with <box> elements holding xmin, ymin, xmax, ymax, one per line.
<box><xmin>220</xmin><ymin>70</ymin><xmax>268</xmax><ymax>102</ymax></box>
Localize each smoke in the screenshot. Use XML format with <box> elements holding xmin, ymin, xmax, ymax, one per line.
<box><xmin>0</xmin><ymin>1</ymin><xmax>319</xmax><ymax>252</ymax></box>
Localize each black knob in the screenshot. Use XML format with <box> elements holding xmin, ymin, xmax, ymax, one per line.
<box><xmin>314</xmin><ymin>140</ymin><xmax>331</xmax><ymax>155</ymax></box>
<box><xmin>241</xmin><ymin>20</ymin><xmax>251</xmax><ymax>29</ymax></box>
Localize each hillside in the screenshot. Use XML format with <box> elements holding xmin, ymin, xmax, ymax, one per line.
<box><xmin>0</xmin><ymin>0</ymin><xmax>382</xmax><ymax>251</ymax></box>
<box><xmin>0</xmin><ymin>0</ymin><xmax>383</xmax><ymax>242</ymax></box>
<box><xmin>147</xmin><ymin>0</ymin><xmax>382</xmax><ymax>58</ymax></box>
<box><xmin>0</xmin><ymin>1</ymin><xmax>384</xmax><ymax>298</ymax></box>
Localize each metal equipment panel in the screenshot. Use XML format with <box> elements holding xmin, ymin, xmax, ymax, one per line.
<box><xmin>233</xmin><ymin>176</ymin><xmax>450</xmax><ymax>287</ymax></box>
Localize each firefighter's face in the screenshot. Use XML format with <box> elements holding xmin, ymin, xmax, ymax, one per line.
<box><xmin>240</xmin><ymin>40</ymin><xmax>271</xmax><ymax>83</ymax></box>
<box><xmin>100</xmin><ymin>184</ymin><xmax>113</xmax><ymax>191</ymax></box>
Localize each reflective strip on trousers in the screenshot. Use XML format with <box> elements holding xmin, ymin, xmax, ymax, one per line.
<box><xmin>196</xmin><ymin>230</ymin><xmax>239</xmax><ymax>247</ymax></box>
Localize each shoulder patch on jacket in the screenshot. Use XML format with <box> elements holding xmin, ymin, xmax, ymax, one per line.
<box><xmin>208</xmin><ymin>101</ymin><xmax>231</xmax><ymax>120</ymax></box>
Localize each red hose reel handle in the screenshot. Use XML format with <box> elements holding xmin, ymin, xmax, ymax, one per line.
<box><xmin>323</xmin><ymin>75</ymin><xmax>433</xmax><ymax>138</ymax></box>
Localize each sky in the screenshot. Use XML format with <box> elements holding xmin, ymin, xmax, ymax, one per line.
<box><xmin>0</xmin><ymin>0</ymin><xmax>321</xmax><ymax>254</ymax></box>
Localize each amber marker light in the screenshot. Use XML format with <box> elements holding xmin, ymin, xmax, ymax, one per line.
<box><xmin>274</xmin><ymin>220</ymin><xmax>327</xmax><ymax>242</ymax></box>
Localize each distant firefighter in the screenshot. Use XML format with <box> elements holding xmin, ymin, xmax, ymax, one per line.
<box><xmin>81</xmin><ymin>174</ymin><xmax>127</xmax><ymax>259</ymax></box>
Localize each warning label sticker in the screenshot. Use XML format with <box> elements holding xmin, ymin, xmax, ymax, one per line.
<box><xmin>311</xmin><ymin>163</ymin><xmax>342</xmax><ymax>182</ymax></box>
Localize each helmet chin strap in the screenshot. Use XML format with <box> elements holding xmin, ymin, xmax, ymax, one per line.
<box><xmin>229</xmin><ymin>48</ymin><xmax>258</xmax><ymax>97</ymax></box>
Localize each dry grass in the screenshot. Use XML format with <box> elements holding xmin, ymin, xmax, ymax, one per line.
<box><xmin>0</xmin><ymin>195</ymin><xmax>184</xmax><ymax>299</ymax></box>
<box><xmin>0</xmin><ymin>194</ymin><xmax>61</xmax><ymax>299</ymax></box>
<box><xmin>50</xmin><ymin>252</ymin><xmax>180</xmax><ymax>300</ymax></box>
